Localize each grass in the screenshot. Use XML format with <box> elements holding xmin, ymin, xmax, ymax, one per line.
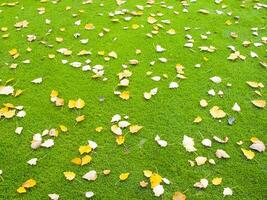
<box><xmin>0</xmin><ymin>0</ymin><xmax>266</xmax><ymax>199</ymax></box>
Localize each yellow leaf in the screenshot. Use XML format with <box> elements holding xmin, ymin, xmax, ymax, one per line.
<box><xmin>119</xmin><ymin>91</ymin><xmax>130</xmax><ymax>100</ymax></box>
<box><xmin>250</xmin><ymin>137</ymin><xmax>260</xmax><ymax>143</ymax></box>
<box><xmin>129</xmin><ymin>125</ymin><xmax>143</xmax><ymax>133</ymax></box>
<box><xmin>251</xmin><ymin>100</ymin><xmax>266</xmax><ymax>108</ymax></box>
<box><xmin>76</xmin><ymin>98</ymin><xmax>85</xmax><ymax>109</ymax></box>
<box><xmin>79</xmin><ymin>145</ymin><xmax>92</xmax><ymax>154</ymax></box>
<box><xmin>14</xmin><ymin>89</ymin><xmax>23</xmax><ymax>97</ymax></box>
<box><xmin>22</xmin><ymin>179</ymin><xmax>36</xmax><ymax>188</ymax></box>
<box><xmin>17</xmin><ymin>186</ymin><xmax>26</xmax><ymax>193</ymax></box>
<box><xmin>132</xmin><ymin>24</ymin><xmax>140</xmax><ymax>29</ymax></box>
<box><xmin>59</xmin><ymin>125</ymin><xmax>68</xmax><ymax>132</ymax></box>
<box><xmin>81</xmin><ymin>155</ymin><xmax>92</xmax><ymax>166</ymax></box>
<box><xmin>119</xmin><ymin>173</ymin><xmax>130</xmax><ymax>181</ymax></box>
<box><xmin>3</xmin><ymin>109</ymin><xmax>15</xmax><ymax>119</ymax></box>
<box><xmin>143</xmin><ymin>170</ymin><xmax>152</xmax><ymax>178</ymax></box>
<box><xmin>68</xmin><ymin>100</ymin><xmax>76</xmax><ymax>108</ymax></box>
<box><xmin>50</xmin><ymin>90</ymin><xmax>58</xmax><ymax>97</ymax></box>
<box><xmin>85</xmin><ymin>23</ymin><xmax>95</xmax><ymax>30</ymax></box>
<box><xmin>9</xmin><ymin>48</ymin><xmax>18</xmax><ymax>56</ymax></box>
<box><xmin>95</xmin><ymin>126</ymin><xmax>103</xmax><ymax>133</ymax></box>
<box><xmin>116</xmin><ymin>135</ymin><xmax>125</xmax><ymax>145</ymax></box>
<box><xmin>76</xmin><ymin>115</ymin><xmax>85</xmax><ymax>122</ymax></box>
<box><xmin>241</xmin><ymin>148</ymin><xmax>255</xmax><ymax>160</ymax></box>
<box><xmin>71</xmin><ymin>157</ymin><xmax>81</xmax><ymax>165</ymax></box>
<box><xmin>150</xmin><ymin>173</ymin><xmax>162</xmax><ymax>188</ymax></box>
<box><xmin>212</xmin><ymin>177</ymin><xmax>222</xmax><ymax>186</ymax></box>
<box><xmin>193</xmin><ymin>116</ymin><xmax>202</xmax><ymax>123</ymax></box>
<box><xmin>172</xmin><ymin>192</ymin><xmax>186</xmax><ymax>200</ymax></box>
<box><xmin>103</xmin><ymin>169</ymin><xmax>111</xmax><ymax>175</ymax></box>
<box><xmin>64</xmin><ymin>171</ymin><xmax>76</xmax><ymax>181</ymax></box>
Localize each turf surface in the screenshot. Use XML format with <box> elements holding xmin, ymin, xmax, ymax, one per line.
<box><xmin>0</xmin><ymin>0</ymin><xmax>266</xmax><ymax>199</ymax></box>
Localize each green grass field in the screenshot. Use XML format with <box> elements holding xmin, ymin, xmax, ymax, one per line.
<box><xmin>0</xmin><ymin>0</ymin><xmax>266</xmax><ymax>199</ymax></box>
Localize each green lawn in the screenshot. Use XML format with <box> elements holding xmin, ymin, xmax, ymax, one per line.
<box><xmin>0</xmin><ymin>0</ymin><xmax>266</xmax><ymax>199</ymax></box>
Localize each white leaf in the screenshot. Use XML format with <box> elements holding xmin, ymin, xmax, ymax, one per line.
<box><xmin>85</xmin><ymin>191</ymin><xmax>94</xmax><ymax>199</ymax></box>
<box><xmin>48</xmin><ymin>194</ymin><xmax>59</xmax><ymax>200</ymax></box>
<box><xmin>208</xmin><ymin>89</ymin><xmax>216</xmax><ymax>96</ymax></box>
<box><xmin>111</xmin><ymin>114</ymin><xmax>121</xmax><ymax>122</ymax></box>
<box><xmin>223</xmin><ymin>187</ymin><xmax>233</xmax><ymax>197</ymax></box>
<box><xmin>250</xmin><ymin>51</ymin><xmax>258</xmax><ymax>58</ymax></box>
<box><xmin>15</xmin><ymin>127</ymin><xmax>23</xmax><ymax>135</ymax></box>
<box><xmin>210</xmin><ymin>76</ymin><xmax>222</xmax><ymax>84</ymax></box>
<box><xmin>194</xmin><ymin>178</ymin><xmax>208</xmax><ymax>189</ymax></box>
<box><xmin>232</xmin><ymin>102</ymin><xmax>241</xmax><ymax>112</ymax></box>
<box><xmin>215</xmin><ymin>149</ymin><xmax>230</xmax><ymax>159</ymax></box>
<box><xmin>195</xmin><ymin>156</ymin><xmax>207</xmax><ymax>166</ymax></box>
<box><xmin>169</xmin><ymin>82</ymin><xmax>179</xmax><ymax>89</ymax></box>
<box><xmin>31</xmin><ymin>77</ymin><xmax>43</xmax><ymax>84</ymax></box>
<box><xmin>155</xmin><ymin>135</ymin><xmax>168</xmax><ymax>147</ymax></box>
<box><xmin>158</xmin><ymin>57</ymin><xmax>167</xmax><ymax>63</ymax></box>
<box><xmin>83</xmin><ymin>170</ymin><xmax>97</xmax><ymax>181</ymax></box>
<box><xmin>150</xmin><ymin>88</ymin><xmax>158</xmax><ymax>95</ymax></box>
<box><xmin>118</xmin><ymin>120</ymin><xmax>130</xmax><ymax>128</ymax></box>
<box><xmin>0</xmin><ymin>86</ymin><xmax>14</xmax><ymax>95</ymax></box>
<box><xmin>156</xmin><ymin>45</ymin><xmax>166</xmax><ymax>52</ymax></box>
<box><xmin>153</xmin><ymin>185</ymin><xmax>164</xmax><ymax>197</ymax></box>
<box><xmin>41</xmin><ymin>139</ymin><xmax>54</xmax><ymax>148</ymax></box>
<box><xmin>27</xmin><ymin>158</ymin><xmax>38</xmax><ymax>166</ymax></box>
<box><xmin>88</xmin><ymin>140</ymin><xmax>98</xmax><ymax>150</ymax></box>
<box><xmin>16</xmin><ymin>110</ymin><xmax>26</xmax><ymax>118</ymax></box>
<box><xmin>183</xmin><ymin>135</ymin><xmax>197</xmax><ymax>152</ymax></box>
<box><xmin>202</xmin><ymin>139</ymin><xmax>212</xmax><ymax>147</ymax></box>
<box><xmin>250</xmin><ymin>142</ymin><xmax>265</xmax><ymax>152</ymax></box>
<box><xmin>151</xmin><ymin>76</ymin><xmax>161</xmax><ymax>81</ymax></box>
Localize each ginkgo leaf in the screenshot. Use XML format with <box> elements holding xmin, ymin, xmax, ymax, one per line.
<box><xmin>76</xmin><ymin>98</ymin><xmax>85</xmax><ymax>109</ymax></box>
<box><xmin>215</xmin><ymin>149</ymin><xmax>230</xmax><ymax>159</ymax></box>
<box><xmin>71</xmin><ymin>157</ymin><xmax>82</xmax><ymax>165</ymax></box>
<box><xmin>17</xmin><ymin>186</ymin><xmax>26</xmax><ymax>193</ymax></box>
<box><xmin>111</xmin><ymin>125</ymin><xmax>122</xmax><ymax>135</ymax></box>
<box><xmin>194</xmin><ymin>178</ymin><xmax>208</xmax><ymax>189</ymax></box>
<box><xmin>59</xmin><ymin>125</ymin><xmax>68</xmax><ymax>132</ymax></box>
<box><xmin>209</xmin><ymin>106</ymin><xmax>226</xmax><ymax>119</ymax></box>
<box><xmin>83</xmin><ymin>170</ymin><xmax>97</xmax><ymax>181</ymax></box>
<box><xmin>129</xmin><ymin>125</ymin><xmax>143</xmax><ymax>133</ymax></box>
<box><xmin>76</xmin><ymin>115</ymin><xmax>85</xmax><ymax>122</ymax></box>
<box><xmin>172</xmin><ymin>192</ymin><xmax>186</xmax><ymax>200</ymax></box>
<box><xmin>241</xmin><ymin>148</ymin><xmax>255</xmax><ymax>160</ymax></box>
<box><xmin>64</xmin><ymin>171</ymin><xmax>76</xmax><ymax>181</ymax></box>
<box><xmin>212</xmin><ymin>177</ymin><xmax>222</xmax><ymax>186</ymax></box>
<box><xmin>223</xmin><ymin>187</ymin><xmax>233</xmax><ymax>197</ymax></box>
<box><xmin>119</xmin><ymin>91</ymin><xmax>130</xmax><ymax>100</ymax></box>
<box><xmin>22</xmin><ymin>179</ymin><xmax>36</xmax><ymax>188</ymax></box>
<box><xmin>195</xmin><ymin>156</ymin><xmax>207</xmax><ymax>166</ymax></box>
<box><xmin>183</xmin><ymin>135</ymin><xmax>197</xmax><ymax>152</ymax></box>
<box><xmin>48</xmin><ymin>194</ymin><xmax>59</xmax><ymax>200</ymax></box>
<box><xmin>150</xmin><ymin>173</ymin><xmax>162</xmax><ymax>188</ymax></box>
<box><xmin>85</xmin><ymin>191</ymin><xmax>94</xmax><ymax>199</ymax></box>
<box><xmin>153</xmin><ymin>185</ymin><xmax>164</xmax><ymax>197</ymax></box>
<box><xmin>140</xmin><ymin>180</ymin><xmax>148</xmax><ymax>188</ymax></box>
<box><xmin>251</xmin><ymin>100</ymin><xmax>266</xmax><ymax>108</ymax></box>
<box><xmin>81</xmin><ymin>155</ymin><xmax>92</xmax><ymax>166</ymax></box>
<box><xmin>143</xmin><ymin>170</ymin><xmax>153</xmax><ymax>178</ymax></box>
<box><xmin>79</xmin><ymin>145</ymin><xmax>92</xmax><ymax>154</ymax></box>
<box><xmin>250</xmin><ymin>137</ymin><xmax>266</xmax><ymax>152</ymax></box>
<box><xmin>119</xmin><ymin>173</ymin><xmax>130</xmax><ymax>181</ymax></box>
<box><xmin>116</xmin><ymin>135</ymin><xmax>125</xmax><ymax>145</ymax></box>
<box><xmin>31</xmin><ymin>77</ymin><xmax>43</xmax><ymax>84</ymax></box>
